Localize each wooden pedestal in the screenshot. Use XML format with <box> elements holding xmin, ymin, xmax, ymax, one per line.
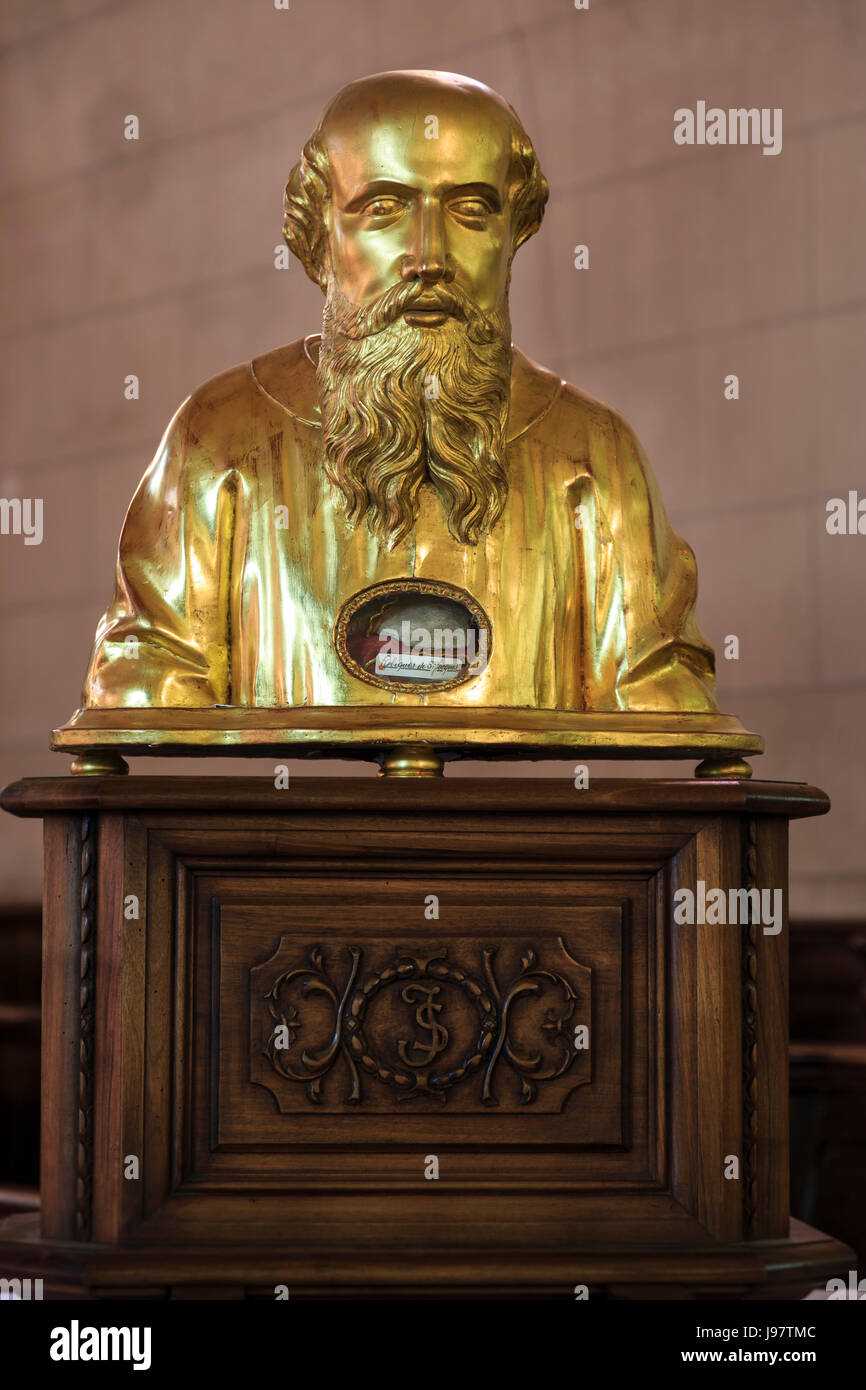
<box><xmin>0</xmin><ymin>775</ymin><xmax>852</xmax><ymax>1299</ymax></box>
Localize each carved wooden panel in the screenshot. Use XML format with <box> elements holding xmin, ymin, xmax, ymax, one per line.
<box><xmin>204</xmin><ymin>887</ymin><xmax>630</xmax><ymax>1164</ymax></box>
<box><xmin>250</xmin><ymin>936</ymin><xmax>592</xmax><ymax>1112</ymax></box>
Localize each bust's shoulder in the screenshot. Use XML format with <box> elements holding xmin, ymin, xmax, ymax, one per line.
<box><xmin>511</xmin><ymin>346</ymin><xmax>633</xmax><ymax>452</ymax></box>
<box><xmin>176</xmin><ymin>338</ymin><xmax>317</xmax><ymax>436</ymax></box>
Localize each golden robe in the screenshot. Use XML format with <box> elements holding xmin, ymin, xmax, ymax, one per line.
<box><xmin>82</xmin><ymin>337</ymin><xmax>718</xmax><ymax>714</ymax></box>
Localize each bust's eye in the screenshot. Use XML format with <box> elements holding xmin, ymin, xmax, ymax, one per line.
<box><xmin>361</xmin><ymin>197</ymin><xmax>404</xmax><ymax>218</ymax></box>
<box><xmin>450</xmin><ymin>198</ymin><xmax>492</xmax><ymax>220</ymax></box>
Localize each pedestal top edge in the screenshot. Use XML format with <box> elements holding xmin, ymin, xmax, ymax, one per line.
<box><xmin>0</xmin><ymin>775</ymin><xmax>830</xmax><ymax>820</ymax></box>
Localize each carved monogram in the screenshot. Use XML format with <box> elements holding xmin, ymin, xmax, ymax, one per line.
<box><xmin>253</xmin><ymin>941</ymin><xmax>591</xmax><ymax>1109</ymax></box>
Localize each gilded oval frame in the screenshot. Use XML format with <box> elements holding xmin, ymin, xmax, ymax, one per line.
<box><xmin>333</xmin><ymin>577</ymin><xmax>493</xmax><ymax>695</ymax></box>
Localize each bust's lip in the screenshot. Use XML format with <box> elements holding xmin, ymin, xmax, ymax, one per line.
<box><xmin>403</xmin><ymin>307</ymin><xmax>449</xmax><ymax>326</ymax></box>
<box><xmin>403</xmin><ymin>294</ymin><xmax>454</xmax><ymax>326</ymax></box>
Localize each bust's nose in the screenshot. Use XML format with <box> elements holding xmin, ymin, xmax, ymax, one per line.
<box><xmin>400</xmin><ymin>202</ymin><xmax>455</xmax><ymax>284</ymax></box>
<box><xmin>400</xmin><ymin>255</ymin><xmax>453</xmax><ymax>285</ymax></box>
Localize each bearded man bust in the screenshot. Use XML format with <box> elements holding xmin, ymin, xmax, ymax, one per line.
<box><xmin>65</xmin><ymin>69</ymin><xmax>760</xmax><ymax>771</ymax></box>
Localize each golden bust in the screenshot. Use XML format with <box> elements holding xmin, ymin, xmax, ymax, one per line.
<box><xmin>55</xmin><ymin>70</ymin><xmax>760</xmax><ymax>775</ymax></box>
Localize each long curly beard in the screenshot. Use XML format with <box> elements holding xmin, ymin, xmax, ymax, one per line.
<box><xmin>316</xmin><ymin>280</ymin><xmax>512</xmax><ymax>546</ymax></box>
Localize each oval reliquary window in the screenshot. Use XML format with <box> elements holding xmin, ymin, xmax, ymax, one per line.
<box><xmin>335</xmin><ymin>579</ymin><xmax>492</xmax><ymax>693</ymax></box>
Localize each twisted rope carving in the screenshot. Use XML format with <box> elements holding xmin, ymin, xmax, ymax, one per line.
<box><xmin>742</xmin><ymin>817</ymin><xmax>759</xmax><ymax>1237</ymax></box>
<box><xmin>75</xmin><ymin>814</ymin><xmax>96</xmax><ymax>1239</ymax></box>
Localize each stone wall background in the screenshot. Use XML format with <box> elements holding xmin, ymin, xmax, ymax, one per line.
<box><xmin>1</xmin><ymin>0</ymin><xmax>863</xmax><ymax>915</ymax></box>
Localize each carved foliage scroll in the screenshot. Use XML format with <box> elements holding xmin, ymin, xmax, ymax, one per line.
<box><xmin>251</xmin><ymin>939</ymin><xmax>591</xmax><ymax>1113</ymax></box>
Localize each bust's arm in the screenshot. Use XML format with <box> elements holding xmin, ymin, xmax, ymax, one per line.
<box><xmin>81</xmin><ymin>397</ymin><xmax>234</xmax><ymax>708</ymax></box>
<box><xmin>610</xmin><ymin>409</ymin><xmax>718</xmax><ymax>713</ymax></box>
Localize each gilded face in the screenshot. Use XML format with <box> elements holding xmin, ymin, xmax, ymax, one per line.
<box><xmin>320</xmin><ymin>78</ymin><xmax>516</xmax><ymax>321</ymax></box>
